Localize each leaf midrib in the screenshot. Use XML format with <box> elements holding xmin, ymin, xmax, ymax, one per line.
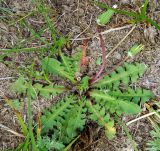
<box><xmin>46</xmin><ymin>97</ymin><xmax>74</xmax><ymax>125</ymax></box>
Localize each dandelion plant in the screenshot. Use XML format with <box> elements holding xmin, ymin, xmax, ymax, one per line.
<box><xmin>12</xmin><ymin>34</ymin><xmax>154</xmax><ymax>150</ymax></box>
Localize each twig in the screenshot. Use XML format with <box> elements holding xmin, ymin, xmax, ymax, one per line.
<box><xmin>126</xmin><ymin>109</ymin><xmax>160</xmax><ymax>126</ymax></box>
<box><xmin>90</xmin><ymin>27</ymin><xmax>107</xmax><ymax>83</ymax></box>
<box><xmin>101</xmin><ymin>24</ymin><xmax>133</xmax><ymax>35</ymax></box>
<box><xmin>0</xmin><ymin>77</ymin><xmax>16</xmax><ymax>80</ymax></box>
<box><xmin>0</xmin><ymin>25</ymin><xmax>133</xmax><ymax>53</ymax></box>
<box><xmin>0</xmin><ymin>123</ymin><xmax>24</xmax><ymax>138</ymax></box>
<box><xmin>70</xmin><ymin>24</ymin><xmax>133</xmax><ymax>41</ymax></box>
<box><xmin>106</xmin><ymin>24</ymin><xmax>136</xmax><ymax>59</ymax></box>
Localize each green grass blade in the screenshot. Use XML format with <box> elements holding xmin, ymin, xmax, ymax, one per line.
<box><xmin>0</xmin><ymin>45</ymin><xmax>51</xmax><ymax>53</ymax></box>
<box><xmin>35</xmin><ymin>0</ymin><xmax>57</xmax><ymax>42</ymax></box>
<box><xmin>22</xmin><ymin>135</ymin><xmax>30</xmax><ymax>151</ymax></box>
<box><xmin>63</xmin><ymin>135</ymin><xmax>80</xmax><ymax>151</ymax></box>
<box><xmin>141</xmin><ymin>0</ymin><xmax>149</xmax><ymax>17</ymax></box>
<box><xmin>13</xmin><ymin>25</ymin><xmax>48</xmax><ymax>49</ymax></box>
<box><xmin>22</xmin><ymin>21</ymin><xmax>50</xmax><ymax>45</ymax></box>
<box><xmin>0</xmin><ymin>6</ymin><xmax>13</xmax><ymax>14</ymax></box>
<box><xmin>94</xmin><ymin>0</ymin><xmax>160</xmax><ymax>29</ymax></box>
<box><xmin>145</xmin><ymin>17</ymin><xmax>160</xmax><ymax>30</ymax></box>
<box><xmin>15</xmin><ymin>134</ymin><xmax>30</xmax><ymax>151</ymax></box>
<box><xmin>93</xmin><ymin>0</ymin><xmax>138</xmax><ymax>18</ymax></box>
<box><xmin>5</xmin><ymin>99</ymin><xmax>28</xmax><ymax>136</ymax></box>
<box><xmin>41</xmin><ymin>8</ymin><xmax>57</xmax><ymax>43</ymax></box>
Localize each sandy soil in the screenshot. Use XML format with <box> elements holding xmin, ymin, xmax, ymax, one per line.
<box><xmin>0</xmin><ymin>0</ymin><xmax>160</xmax><ymax>150</ymax></box>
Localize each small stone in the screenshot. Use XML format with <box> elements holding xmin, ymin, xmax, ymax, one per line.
<box><xmin>113</xmin><ymin>52</ymin><xmax>122</xmax><ymax>60</ymax></box>
<box><xmin>78</xmin><ymin>8</ymin><xmax>84</xmax><ymax>17</ymax></box>
<box><xmin>120</xmin><ymin>0</ymin><xmax>130</xmax><ymax>4</ymax></box>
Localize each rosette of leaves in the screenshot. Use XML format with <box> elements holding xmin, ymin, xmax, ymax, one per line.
<box><xmin>13</xmin><ymin>48</ymin><xmax>154</xmax><ymax>150</ymax></box>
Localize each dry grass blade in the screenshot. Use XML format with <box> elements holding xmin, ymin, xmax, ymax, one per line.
<box><xmin>0</xmin><ymin>77</ymin><xmax>16</xmax><ymax>80</ymax></box>
<box><xmin>0</xmin><ymin>123</ymin><xmax>24</xmax><ymax>138</ymax></box>
<box><xmin>71</xmin><ymin>24</ymin><xmax>133</xmax><ymax>41</ymax></box>
<box><xmin>101</xmin><ymin>24</ymin><xmax>133</xmax><ymax>35</ymax></box>
<box><xmin>126</xmin><ymin>109</ymin><xmax>160</xmax><ymax>126</ymax></box>
<box><xmin>71</xmin><ymin>15</ymin><xmax>93</xmax><ymax>43</ymax></box>
<box><xmin>106</xmin><ymin>25</ymin><xmax>136</xmax><ymax>59</ymax></box>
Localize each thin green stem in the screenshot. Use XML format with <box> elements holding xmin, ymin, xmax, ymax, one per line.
<box><xmin>0</xmin><ymin>45</ymin><xmax>52</xmax><ymax>53</ymax></box>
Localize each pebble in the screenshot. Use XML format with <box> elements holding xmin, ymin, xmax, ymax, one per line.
<box><xmin>113</xmin><ymin>52</ymin><xmax>122</xmax><ymax>60</ymax></box>
<box><xmin>120</xmin><ymin>0</ymin><xmax>130</xmax><ymax>4</ymax></box>
<box><xmin>78</xmin><ymin>8</ymin><xmax>84</xmax><ymax>17</ymax></box>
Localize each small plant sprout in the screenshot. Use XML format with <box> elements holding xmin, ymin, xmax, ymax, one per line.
<box><xmin>4</xmin><ymin>0</ymin><xmax>156</xmax><ymax>150</ymax></box>
<box><xmin>94</xmin><ymin>0</ymin><xmax>160</xmax><ymax>30</ymax></box>
<box><xmin>128</xmin><ymin>44</ymin><xmax>144</xmax><ymax>58</ymax></box>
<box><xmin>97</xmin><ymin>4</ymin><xmax>118</xmax><ymax>26</ymax></box>
<box><xmin>12</xmin><ymin>40</ymin><xmax>154</xmax><ymax>150</ymax></box>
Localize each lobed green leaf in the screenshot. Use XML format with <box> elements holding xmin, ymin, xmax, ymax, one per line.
<box><xmin>94</xmin><ymin>63</ymin><xmax>147</xmax><ymax>89</ymax></box>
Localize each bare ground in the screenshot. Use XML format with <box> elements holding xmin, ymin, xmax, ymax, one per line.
<box><xmin>0</xmin><ymin>0</ymin><xmax>160</xmax><ymax>150</ymax></box>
